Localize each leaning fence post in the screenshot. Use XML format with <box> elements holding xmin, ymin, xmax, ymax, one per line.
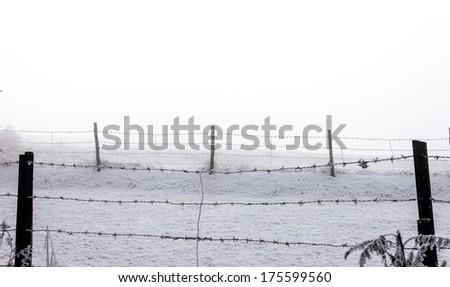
<box><xmin>94</xmin><ymin>122</ymin><xmax>101</xmax><ymax>172</ymax></box>
<box><xmin>15</xmin><ymin>152</ymin><xmax>34</xmax><ymax>267</ymax></box>
<box><xmin>412</xmin><ymin>140</ymin><xmax>438</xmax><ymax>267</ymax></box>
<box><xmin>327</xmin><ymin>130</ymin><xmax>335</xmax><ymax>177</ymax></box>
<box><xmin>209</xmin><ymin>125</ymin><xmax>215</xmax><ymax>174</ymax></box>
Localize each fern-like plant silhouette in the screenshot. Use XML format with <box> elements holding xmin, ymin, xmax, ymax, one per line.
<box><xmin>0</xmin><ymin>220</ymin><xmax>15</xmax><ymax>266</ymax></box>
<box><xmin>345</xmin><ymin>230</ymin><xmax>450</xmax><ymax>267</ymax></box>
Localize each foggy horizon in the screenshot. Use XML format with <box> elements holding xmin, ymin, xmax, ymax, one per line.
<box><xmin>1</xmin><ymin>1</ymin><xmax>449</xmax><ymax>141</ymax></box>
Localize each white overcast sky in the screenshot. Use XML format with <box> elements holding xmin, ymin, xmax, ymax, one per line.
<box><xmin>0</xmin><ymin>0</ymin><xmax>449</xmax><ymax>139</ymax></box>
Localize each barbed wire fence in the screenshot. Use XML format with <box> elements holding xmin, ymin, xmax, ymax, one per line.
<box><xmin>2</xmin><ymin>187</ymin><xmax>450</xmax><ymax>266</ymax></box>
<box><xmin>1</xmin><ymin>127</ymin><xmax>450</xmax><ymax>266</ymax></box>
<box><xmin>2</xmin><ymin>126</ymin><xmax>449</xmax><ymax>174</ymax></box>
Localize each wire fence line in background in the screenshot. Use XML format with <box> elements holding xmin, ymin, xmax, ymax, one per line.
<box><xmin>4</xmin><ymin>129</ymin><xmax>449</xmax><ymax>142</ymax></box>
<box><xmin>9</xmin><ymin>141</ymin><xmax>96</xmax><ymax>145</ymax></box>
<box><xmin>4</xmin><ymin>139</ymin><xmax>450</xmax><ymax>152</ymax></box>
<box><xmin>3</xmin><ymin>130</ymin><xmax>92</xmax><ymax>134</ymax></box>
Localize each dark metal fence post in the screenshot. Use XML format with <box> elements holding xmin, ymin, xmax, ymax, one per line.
<box><xmin>412</xmin><ymin>140</ymin><xmax>438</xmax><ymax>267</ymax></box>
<box><xmin>94</xmin><ymin>122</ymin><xmax>101</xmax><ymax>172</ymax></box>
<box><xmin>209</xmin><ymin>126</ymin><xmax>215</xmax><ymax>174</ymax></box>
<box><xmin>327</xmin><ymin>130</ymin><xmax>335</xmax><ymax>177</ymax></box>
<box><xmin>15</xmin><ymin>152</ymin><xmax>34</xmax><ymax>267</ymax></box>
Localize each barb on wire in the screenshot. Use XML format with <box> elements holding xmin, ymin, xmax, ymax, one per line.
<box><xmin>24</xmin><ymin>229</ymin><xmax>351</xmax><ymax>248</ymax></box>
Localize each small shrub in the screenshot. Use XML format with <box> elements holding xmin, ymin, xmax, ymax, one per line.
<box><xmin>345</xmin><ymin>230</ymin><xmax>450</xmax><ymax>267</ymax></box>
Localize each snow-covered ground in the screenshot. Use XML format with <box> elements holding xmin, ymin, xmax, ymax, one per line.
<box><xmin>1</xmin><ymin>162</ymin><xmax>450</xmax><ymax>267</ymax></box>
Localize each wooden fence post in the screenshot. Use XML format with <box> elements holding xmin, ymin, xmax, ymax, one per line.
<box><xmin>15</xmin><ymin>152</ymin><xmax>34</xmax><ymax>267</ymax></box>
<box><xmin>412</xmin><ymin>140</ymin><xmax>438</xmax><ymax>267</ymax></box>
<box><xmin>209</xmin><ymin>125</ymin><xmax>215</xmax><ymax>174</ymax></box>
<box><xmin>50</xmin><ymin>132</ymin><xmax>54</xmax><ymax>152</ymax></box>
<box><xmin>327</xmin><ymin>130</ymin><xmax>335</xmax><ymax>177</ymax></box>
<box><xmin>94</xmin><ymin>122</ymin><xmax>101</xmax><ymax>172</ymax></box>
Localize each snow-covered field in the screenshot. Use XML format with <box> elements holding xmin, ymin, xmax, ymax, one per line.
<box><xmin>1</xmin><ymin>161</ymin><xmax>450</xmax><ymax>267</ymax></box>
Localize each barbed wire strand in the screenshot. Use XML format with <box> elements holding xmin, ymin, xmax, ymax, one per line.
<box><xmin>7</xmin><ymin>141</ymin><xmax>95</xmax><ymax>145</ymax></box>
<box><xmin>0</xmin><ymin>161</ymin><xmax>19</xmax><ymax>166</ymax></box>
<box><xmin>4</xmin><ymin>130</ymin><xmax>92</xmax><ymax>134</ymax></box>
<box><xmin>8</xmin><ymin>139</ymin><xmax>450</xmax><ymax>152</ymax></box>
<box><xmin>7</xmin><ymin>155</ymin><xmax>413</xmax><ymax>174</ymax></box>
<box><xmin>4</xmin><ymin>129</ymin><xmax>448</xmax><ymax>141</ymax></box>
<box><xmin>3</xmin><ymin>228</ymin><xmax>448</xmax><ymax>251</ymax></box>
<box><xmin>428</xmin><ymin>155</ymin><xmax>450</xmax><ymax>160</ymax></box>
<box><xmin>2</xmin><ymin>155</ymin><xmax>450</xmax><ymax>173</ymax></box>
<box><xmin>0</xmin><ymin>155</ymin><xmax>416</xmax><ymax>173</ymax></box>
<box><xmin>20</xmin><ymin>229</ymin><xmax>351</xmax><ymax>248</ymax></box>
<box><xmin>3</xmin><ymin>193</ymin><xmax>447</xmax><ymax>205</ymax></box>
